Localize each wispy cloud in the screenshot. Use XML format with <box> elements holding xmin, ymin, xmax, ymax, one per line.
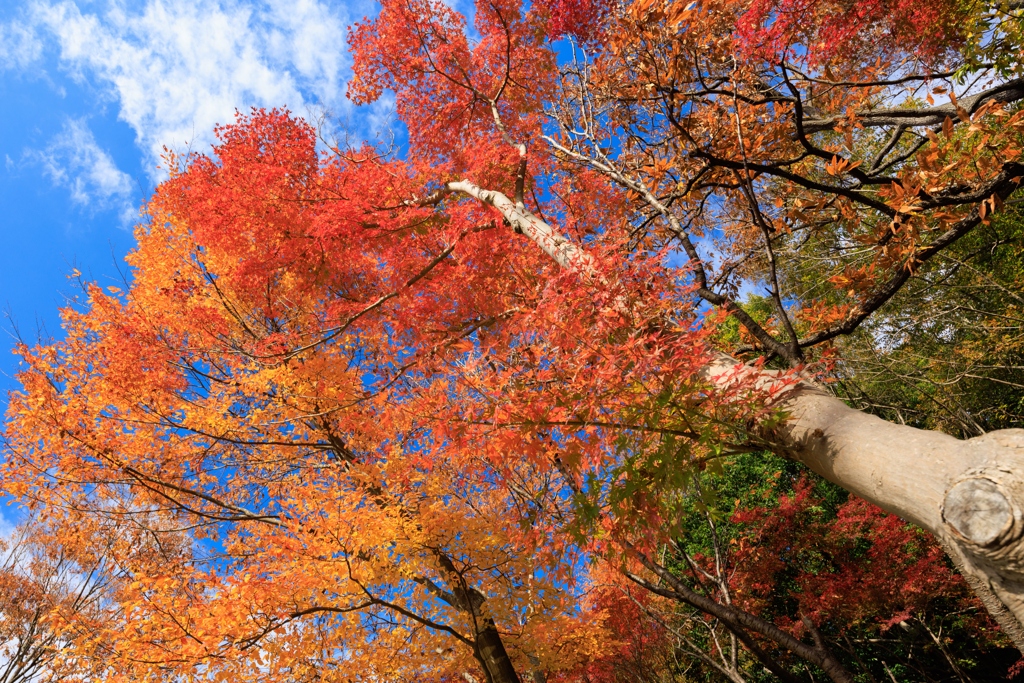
<box><xmin>29</xmin><ymin>117</ymin><xmax>136</xmax><ymax>223</ymax></box>
<box><xmin>0</xmin><ymin>19</ymin><xmax>43</xmax><ymax>70</ymax></box>
<box><xmin>11</xmin><ymin>0</ymin><xmax>384</xmax><ymax>175</ymax></box>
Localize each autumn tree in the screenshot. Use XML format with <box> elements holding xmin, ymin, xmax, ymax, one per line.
<box><xmin>528</xmin><ymin>0</ymin><xmax>1024</xmax><ymax>660</ymax></box>
<box><xmin>0</xmin><ymin>516</ymin><xmax>110</xmax><ymax>683</ymax></box>
<box><xmin>2</xmin><ymin>0</ymin><xmax>1024</xmax><ymax>680</ymax></box>
<box><xmin>2</xmin><ymin>110</ymin><xmax>607</xmax><ymax>683</ymax></box>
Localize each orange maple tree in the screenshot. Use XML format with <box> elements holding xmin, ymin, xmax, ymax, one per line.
<box><xmin>3</xmin><ymin>0</ymin><xmax>1024</xmax><ymax>680</ymax></box>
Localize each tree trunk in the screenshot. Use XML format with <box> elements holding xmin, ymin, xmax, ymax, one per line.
<box><xmin>702</xmin><ymin>355</ymin><xmax>1024</xmax><ymax>651</ymax></box>
<box><xmin>476</xmin><ymin>619</ymin><xmax>522</xmax><ymax>683</ymax></box>
<box><xmin>449</xmin><ymin>179</ymin><xmax>1024</xmax><ymax>651</ymax></box>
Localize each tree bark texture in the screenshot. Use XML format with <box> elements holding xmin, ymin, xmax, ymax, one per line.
<box><xmin>476</xmin><ymin>620</ymin><xmax>523</xmax><ymax>683</ymax></box>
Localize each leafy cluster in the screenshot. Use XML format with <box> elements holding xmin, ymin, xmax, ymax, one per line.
<box><xmin>584</xmin><ymin>453</ymin><xmax>1020</xmax><ymax>682</ymax></box>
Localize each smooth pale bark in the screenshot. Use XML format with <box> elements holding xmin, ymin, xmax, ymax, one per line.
<box><xmin>702</xmin><ymin>355</ymin><xmax>1024</xmax><ymax>650</ymax></box>
<box><xmin>445</xmin><ymin>181</ymin><xmax>585</xmax><ymax>270</ymax></box>
<box><xmin>449</xmin><ymin>179</ymin><xmax>1024</xmax><ymax>651</ymax></box>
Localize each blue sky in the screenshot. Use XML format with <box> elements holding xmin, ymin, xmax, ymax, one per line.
<box><xmin>0</xmin><ymin>0</ymin><xmax>399</xmax><ymax>400</ymax></box>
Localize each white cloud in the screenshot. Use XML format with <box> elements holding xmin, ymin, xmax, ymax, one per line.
<box><xmin>0</xmin><ymin>19</ymin><xmax>43</xmax><ymax>70</ymax></box>
<box><xmin>16</xmin><ymin>0</ymin><xmax>381</xmax><ymax>175</ymax></box>
<box><xmin>30</xmin><ymin>117</ymin><xmax>136</xmax><ymax>222</ymax></box>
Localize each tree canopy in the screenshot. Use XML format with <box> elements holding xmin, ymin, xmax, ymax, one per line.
<box><xmin>3</xmin><ymin>0</ymin><xmax>1024</xmax><ymax>681</ymax></box>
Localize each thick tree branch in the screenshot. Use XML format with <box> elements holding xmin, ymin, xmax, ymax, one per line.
<box><xmin>802</xmin><ymin>78</ymin><xmax>1024</xmax><ymax>132</ymax></box>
